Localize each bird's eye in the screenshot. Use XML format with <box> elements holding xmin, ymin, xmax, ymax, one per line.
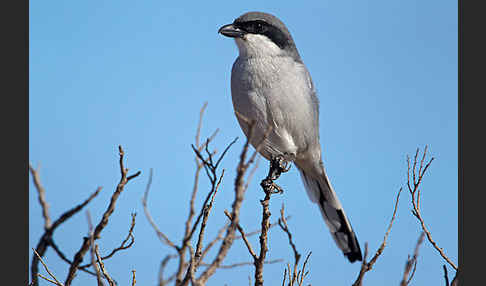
<box><xmin>254</xmin><ymin>22</ymin><xmax>265</xmax><ymax>33</ymax></box>
<box><xmin>256</xmin><ymin>23</ymin><xmax>263</xmax><ymax>32</ymax></box>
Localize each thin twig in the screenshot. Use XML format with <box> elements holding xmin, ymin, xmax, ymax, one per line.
<box><xmin>37</xmin><ymin>273</ymin><xmax>62</xmax><ymax>286</ymax></box>
<box><xmin>29</xmin><ymin>164</ymin><xmax>52</xmax><ymax>230</ymax></box>
<box><xmin>224</xmin><ymin>210</ymin><xmax>258</xmax><ymax>260</ymax></box>
<box><xmin>400</xmin><ymin>232</ymin><xmax>425</xmax><ymax>286</ymax></box>
<box><xmin>196</xmin><ymin>121</ymin><xmax>259</xmax><ymax>285</ymax></box>
<box><xmin>87</xmin><ymin>211</ymin><xmax>104</xmax><ymax>286</ymax></box>
<box><xmin>65</xmin><ymin>145</ymin><xmax>140</xmax><ymax>285</ymax></box>
<box><xmin>80</xmin><ymin>213</ymin><xmax>137</xmax><ymax>269</ymax></box>
<box><xmin>31</xmin><ymin>186</ymin><xmax>102</xmax><ymax>285</ymax></box>
<box><xmin>407</xmin><ymin>258</ymin><xmax>418</xmax><ymax>285</ymax></box>
<box><xmin>199</xmin><ymin>259</ymin><xmax>283</xmax><ymax>269</ymax></box>
<box><xmin>195</xmin><ymin>170</ymin><xmax>225</xmax><ymax>266</ymax></box>
<box><xmin>181</xmin><ymin>170</ymin><xmax>225</xmax><ymax>286</ymax></box>
<box><xmin>278</xmin><ymin>203</ymin><xmax>301</xmax><ymax>279</ymax></box>
<box><xmin>32</xmin><ymin>248</ymin><xmax>63</xmax><ymax>286</ymax></box>
<box><xmin>199</xmin><ymin>222</ymin><xmax>229</xmax><ymax>262</ymax></box>
<box><xmin>352</xmin><ymin>187</ymin><xmax>403</xmax><ymax>286</ymax></box>
<box><xmin>142</xmin><ymin>168</ymin><xmax>179</xmax><ymax>250</ymax></box>
<box><xmin>131</xmin><ymin>270</ymin><xmax>136</xmax><ymax>286</ymax></box>
<box><xmin>158</xmin><ymin>255</ymin><xmax>177</xmax><ymax>286</ymax></box>
<box><xmin>407</xmin><ymin>146</ymin><xmax>457</xmax><ymax>270</ymax></box>
<box><xmin>298</xmin><ymin>252</ymin><xmax>312</xmax><ymax>286</ymax></box>
<box><xmin>95</xmin><ymin>244</ymin><xmax>115</xmax><ymax>286</ymax></box>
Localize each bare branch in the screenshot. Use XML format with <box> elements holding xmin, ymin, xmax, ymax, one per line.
<box><xmin>87</xmin><ymin>211</ymin><xmax>104</xmax><ymax>286</ymax></box>
<box><xmin>37</xmin><ymin>273</ymin><xmax>63</xmax><ymax>286</ymax></box>
<box><xmin>32</xmin><ymin>248</ymin><xmax>63</xmax><ymax>286</ymax></box>
<box><xmin>282</xmin><ymin>267</ymin><xmax>287</xmax><ymax>286</ymax></box>
<box><xmin>49</xmin><ymin>239</ymin><xmax>97</xmax><ymax>276</ymax></box>
<box><xmin>199</xmin><ymin>222</ymin><xmax>229</xmax><ymax>262</ymax></box>
<box><xmin>80</xmin><ymin>213</ymin><xmax>137</xmax><ymax>269</ymax></box>
<box><xmin>176</xmin><ymin>104</ymin><xmax>221</xmax><ymax>285</ymax></box>
<box><xmin>131</xmin><ymin>270</ymin><xmax>137</xmax><ymax>286</ymax></box>
<box><xmin>199</xmin><ymin>259</ymin><xmax>283</xmax><ymax>269</ymax></box>
<box><xmin>400</xmin><ymin>232</ymin><xmax>425</xmax><ymax>286</ymax></box>
<box><xmin>278</xmin><ymin>204</ymin><xmax>301</xmax><ymax>272</ymax></box>
<box><xmin>224</xmin><ymin>210</ymin><xmax>258</xmax><ymax>261</ymax></box>
<box><xmin>450</xmin><ymin>271</ymin><xmax>458</xmax><ymax>286</ymax></box>
<box><xmin>142</xmin><ymin>168</ymin><xmax>178</xmax><ymax>250</ymax></box>
<box><xmin>31</xmin><ymin>187</ymin><xmax>102</xmax><ymax>285</ymax></box>
<box><xmin>158</xmin><ymin>255</ymin><xmax>178</xmax><ymax>286</ymax></box>
<box><xmin>298</xmin><ymin>252</ymin><xmax>312</xmax><ymax>286</ymax></box>
<box><xmin>181</xmin><ymin>169</ymin><xmax>225</xmax><ymax>286</ymax></box>
<box><xmin>406</xmin><ymin>257</ymin><xmax>418</xmax><ymax>285</ymax></box>
<box><xmin>29</xmin><ymin>164</ymin><xmax>52</xmax><ymax>230</ymax></box>
<box><xmin>353</xmin><ymin>243</ymin><xmax>369</xmax><ymax>286</ymax></box>
<box><xmin>196</xmin><ymin>121</ymin><xmax>259</xmax><ymax>285</ymax></box>
<box><xmin>442</xmin><ymin>265</ymin><xmax>450</xmax><ymax>286</ymax></box>
<box><xmin>254</xmin><ymin>155</ymin><xmax>291</xmax><ymax>286</ymax></box>
<box><xmin>51</xmin><ymin>188</ymin><xmax>103</xmax><ymax>230</ymax></box>
<box><xmin>95</xmin><ymin>244</ymin><xmax>115</xmax><ymax>286</ymax></box>
<box><xmin>65</xmin><ymin>145</ymin><xmax>140</xmax><ymax>285</ymax></box>
<box><xmin>195</xmin><ymin>102</ymin><xmax>208</xmax><ymax>147</ymax></box>
<box><xmin>195</xmin><ymin>170</ymin><xmax>225</xmax><ymax>266</ymax></box>
<box><xmin>352</xmin><ymin>187</ymin><xmax>402</xmax><ymax>285</ymax></box>
<box><xmin>407</xmin><ymin>146</ymin><xmax>457</xmax><ymax>270</ymax></box>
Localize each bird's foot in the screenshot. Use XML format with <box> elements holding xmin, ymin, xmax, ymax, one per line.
<box><xmin>268</xmin><ymin>154</ymin><xmax>291</xmax><ymax>180</ymax></box>
<box><xmin>260</xmin><ymin>154</ymin><xmax>292</xmax><ymax>195</ymax></box>
<box><xmin>260</xmin><ymin>178</ymin><xmax>284</xmax><ymax>194</ymax></box>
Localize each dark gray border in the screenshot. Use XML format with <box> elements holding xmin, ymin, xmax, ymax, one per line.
<box><xmin>459</xmin><ymin>0</ymin><xmax>484</xmax><ymax>284</ymax></box>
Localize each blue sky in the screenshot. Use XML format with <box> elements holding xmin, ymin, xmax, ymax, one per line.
<box><xmin>30</xmin><ymin>1</ymin><xmax>457</xmax><ymax>285</ymax></box>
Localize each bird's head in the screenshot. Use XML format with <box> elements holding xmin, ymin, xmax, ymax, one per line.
<box><xmin>218</xmin><ymin>11</ymin><xmax>301</xmax><ymax>61</ymax></box>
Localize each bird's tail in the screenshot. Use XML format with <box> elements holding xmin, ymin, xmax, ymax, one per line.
<box><xmin>298</xmin><ymin>166</ymin><xmax>362</xmax><ymax>262</ymax></box>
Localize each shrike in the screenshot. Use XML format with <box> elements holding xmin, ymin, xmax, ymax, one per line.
<box><xmin>218</xmin><ymin>11</ymin><xmax>362</xmax><ymax>262</ymax></box>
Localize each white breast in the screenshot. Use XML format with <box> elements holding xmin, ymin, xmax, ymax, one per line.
<box><xmin>230</xmin><ymin>53</ymin><xmax>320</xmax><ymax>161</ymax></box>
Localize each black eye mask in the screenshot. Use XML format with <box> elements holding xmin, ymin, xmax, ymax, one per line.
<box><xmin>234</xmin><ymin>20</ymin><xmax>290</xmax><ymax>51</ymax></box>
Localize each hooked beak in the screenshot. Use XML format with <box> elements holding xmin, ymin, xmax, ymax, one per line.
<box><xmin>218</xmin><ymin>24</ymin><xmax>245</xmax><ymax>38</ymax></box>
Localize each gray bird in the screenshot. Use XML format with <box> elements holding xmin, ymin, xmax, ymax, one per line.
<box><xmin>218</xmin><ymin>11</ymin><xmax>362</xmax><ymax>262</ymax></box>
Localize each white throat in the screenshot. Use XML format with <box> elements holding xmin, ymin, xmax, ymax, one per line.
<box><xmin>235</xmin><ymin>34</ymin><xmax>284</xmax><ymax>59</ymax></box>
